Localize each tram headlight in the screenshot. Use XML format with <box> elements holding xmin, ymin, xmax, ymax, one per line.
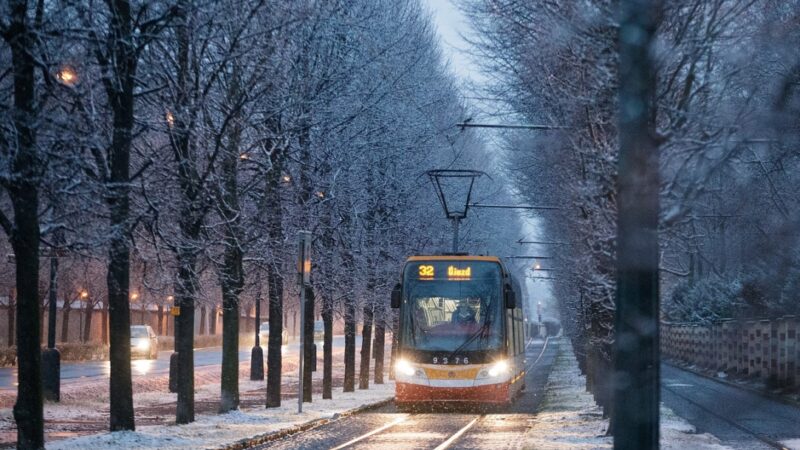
<box><xmin>488</xmin><ymin>360</ymin><xmax>509</xmax><ymax>377</ymax></box>
<box><xmin>395</xmin><ymin>358</ymin><xmax>416</xmax><ymax>377</ymax></box>
<box><xmin>477</xmin><ymin>359</ymin><xmax>510</xmax><ymax>380</ymax></box>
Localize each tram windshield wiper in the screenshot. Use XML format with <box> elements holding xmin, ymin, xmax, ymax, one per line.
<box><xmin>445</xmin><ymin>319</ymin><xmax>491</xmax><ymax>362</ymax></box>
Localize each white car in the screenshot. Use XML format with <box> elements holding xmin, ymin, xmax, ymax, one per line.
<box><xmin>130</xmin><ymin>325</ymin><xmax>158</xmax><ymax>360</ymax></box>
<box><xmin>259</xmin><ymin>322</ymin><xmax>289</xmax><ymax>346</ymax></box>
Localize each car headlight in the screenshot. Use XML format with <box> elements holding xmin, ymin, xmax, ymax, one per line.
<box><xmin>477</xmin><ymin>360</ymin><xmax>510</xmax><ymax>379</ymax></box>
<box><xmin>395</xmin><ymin>358</ymin><xmax>418</xmax><ymax>377</ymax></box>
<box><xmin>135</xmin><ymin>339</ymin><xmax>150</xmax><ymax>350</ymax></box>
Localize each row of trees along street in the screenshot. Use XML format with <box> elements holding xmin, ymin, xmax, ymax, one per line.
<box><xmin>462</xmin><ymin>0</ymin><xmax>799</xmax><ymax>437</ymax></box>
<box><xmin>0</xmin><ymin>0</ymin><xmax>527</xmax><ymax>448</ymax></box>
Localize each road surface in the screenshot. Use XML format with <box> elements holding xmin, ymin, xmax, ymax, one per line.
<box><xmin>252</xmin><ymin>338</ymin><xmax>558</xmax><ymax>450</ymax></box>
<box><xmin>662</xmin><ymin>363</ymin><xmax>800</xmax><ymax>449</ymax></box>
<box><xmin>0</xmin><ymin>336</ymin><xmax>358</xmax><ymax>389</ymax></box>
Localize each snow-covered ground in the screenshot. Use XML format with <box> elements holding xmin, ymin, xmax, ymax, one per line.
<box><xmin>0</xmin><ymin>343</ymin><xmax>390</xmax><ymax>447</ymax></box>
<box><xmin>46</xmin><ymin>376</ymin><xmax>394</xmax><ymax>450</ymax></box>
<box><xmin>524</xmin><ymin>340</ymin><xmax>731</xmax><ymax>449</ymax></box>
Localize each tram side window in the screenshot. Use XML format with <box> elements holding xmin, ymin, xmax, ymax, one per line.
<box><xmin>506</xmin><ymin>310</ymin><xmax>515</xmax><ymax>355</ymax></box>
<box><xmin>515</xmin><ymin>309</ymin><xmax>523</xmax><ymax>353</ymax></box>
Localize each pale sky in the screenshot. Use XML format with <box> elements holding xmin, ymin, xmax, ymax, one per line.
<box><xmin>422</xmin><ymin>0</ymin><xmax>482</xmax><ymax>90</ymax></box>
<box><xmin>424</xmin><ymin>0</ymin><xmax>557</xmax><ymax>318</ymax></box>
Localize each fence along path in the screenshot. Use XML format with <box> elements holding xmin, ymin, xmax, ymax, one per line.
<box><xmin>662</xmin><ymin>316</ymin><xmax>798</xmax><ymax>388</ymax></box>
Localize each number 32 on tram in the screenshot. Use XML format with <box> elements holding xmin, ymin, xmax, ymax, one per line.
<box><xmin>390</xmin><ymin>255</ymin><xmax>527</xmax><ymax>409</ymax></box>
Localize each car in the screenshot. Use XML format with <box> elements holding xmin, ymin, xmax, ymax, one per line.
<box><xmin>130</xmin><ymin>325</ymin><xmax>158</xmax><ymax>360</ymax></box>
<box><xmin>259</xmin><ymin>322</ymin><xmax>289</xmax><ymax>346</ymax></box>
<box><xmin>314</xmin><ymin>320</ymin><xmax>324</xmax><ymax>343</ymax></box>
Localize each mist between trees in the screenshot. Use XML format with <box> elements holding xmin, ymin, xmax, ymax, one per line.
<box><xmin>0</xmin><ymin>0</ymin><xmax>528</xmax><ymax>448</ymax></box>
<box><xmin>460</xmin><ymin>0</ymin><xmax>799</xmax><ymax>421</ymax></box>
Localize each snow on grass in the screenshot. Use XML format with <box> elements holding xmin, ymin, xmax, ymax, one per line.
<box><xmin>525</xmin><ymin>339</ymin><xmax>731</xmax><ymax>450</ymax></box>
<box><xmin>48</xmin><ymin>380</ymin><xmax>395</xmax><ymax>450</ymax></box>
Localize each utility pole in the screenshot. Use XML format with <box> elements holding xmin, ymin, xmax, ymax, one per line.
<box><xmin>613</xmin><ymin>0</ymin><xmax>661</xmax><ymax>448</ymax></box>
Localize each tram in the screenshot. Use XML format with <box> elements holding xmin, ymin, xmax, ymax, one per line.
<box><xmin>391</xmin><ymin>255</ymin><xmax>526</xmax><ymax>409</ymax></box>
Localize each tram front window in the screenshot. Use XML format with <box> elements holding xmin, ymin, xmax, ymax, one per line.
<box><xmin>401</xmin><ymin>261</ymin><xmax>503</xmax><ymax>352</ymax></box>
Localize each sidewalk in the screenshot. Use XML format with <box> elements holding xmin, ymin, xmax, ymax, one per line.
<box><xmin>47</xmin><ymin>379</ymin><xmax>395</xmax><ymax>450</ymax></box>
<box><xmin>524</xmin><ymin>339</ymin><xmax>730</xmax><ymax>449</ymax></box>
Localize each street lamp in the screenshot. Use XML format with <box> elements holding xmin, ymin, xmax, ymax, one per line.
<box><xmin>57</xmin><ymin>66</ymin><xmax>77</xmax><ymax>86</ymax></box>
<box><xmin>427</xmin><ymin>169</ymin><xmax>486</xmax><ymax>253</ymax></box>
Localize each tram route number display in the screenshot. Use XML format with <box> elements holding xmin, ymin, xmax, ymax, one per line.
<box><xmin>417</xmin><ymin>264</ymin><xmax>471</xmax><ymax>280</ymax></box>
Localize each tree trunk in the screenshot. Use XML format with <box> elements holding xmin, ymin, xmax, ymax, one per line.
<box><xmin>83</xmin><ymin>301</ymin><xmax>94</xmax><ymax>343</ymax></box>
<box><xmin>175</xmin><ymin>248</ymin><xmax>198</xmax><ymax>424</ymax></box>
<box><xmin>264</xmin><ymin>148</ymin><xmax>284</xmax><ymax>407</ymax></box>
<box><xmin>61</xmin><ymin>305</ymin><xmax>71</xmax><ymax>343</ymax></box>
<box><xmin>101</xmin><ymin>300</ymin><xmax>108</xmax><ymax>345</ymax></box>
<box><xmin>209</xmin><ymin>306</ymin><xmax>217</xmax><ymax>335</ymax></box>
<box><xmin>265</xmin><ymin>264</ymin><xmax>283</xmax><ymax>407</ymax></box>
<box><xmin>359</xmin><ymin>301</ymin><xmax>373</xmax><ymax>390</ymax></box>
<box><xmin>199</xmin><ymin>305</ymin><xmax>207</xmax><ymax>335</ymax></box>
<box><xmin>389</xmin><ymin>310</ymin><xmax>399</xmax><ymax>381</ymax></box>
<box><xmin>6</xmin><ymin>291</ymin><xmax>14</xmax><ymax>347</ymax></box>
<box><xmin>302</xmin><ymin>286</ymin><xmax>314</xmax><ymax>402</ymax></box>
<box><xmin>322</xmin><ymin>291</ymin><xmax>333</xmax><ymax>399</ymax></box>
<box><xmin>373</xmin><ymin>298</ymin><xmax>385</xmax><ymax>384</ymax></box>
<box><xmin>157</xmin><ymin>305</ymin><xmax>164</xmax><ymax>335</ymax></box>
<box><xmin>99</xmin><ymin>0</ymin><xmax>139</xmax><ymax>432</ymax></box>
<box><xmin>343</xmin><ymin>276</ymin><xmax>357</xmax><ymax>392</ymax></box>
<box><xmin>9</xmin><ymin>189</ymin><xmax>43</xmax><ymax>449</ymax></box>
<box><xmin>219</xmin><ymin>159</ymin><xmax>243</xmax><ymax>411</ymax></box>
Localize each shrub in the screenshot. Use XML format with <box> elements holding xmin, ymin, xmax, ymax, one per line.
<box><xmin>0</xmin><ymin>346</ymin><xmax>16</xmax><ymax>367</ymax></box>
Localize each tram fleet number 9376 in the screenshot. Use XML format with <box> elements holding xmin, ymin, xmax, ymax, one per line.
<box><xmin>390</xmin><ymin>255</ymin><xmax>527</xmax><ymax>409</ymax></box>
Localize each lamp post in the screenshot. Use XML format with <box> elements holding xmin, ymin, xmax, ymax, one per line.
<box><xmin>42</xmin><ymin>250</ymin><xmax>62</xmax><ymax>402</ymax></box>
<box><xmin>250</xmin><ymin>292</ymin><xmax>264</xmax><ymax>381</ymax></box>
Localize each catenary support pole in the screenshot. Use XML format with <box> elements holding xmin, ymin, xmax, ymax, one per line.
<box><xmin>452</xmin><ymin>218</ymin><xmax>460</xmax><ymax>253</ymax></box>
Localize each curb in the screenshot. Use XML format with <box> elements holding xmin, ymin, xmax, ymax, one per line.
<box><xmin>663</xmin><ymin>361</ymin><xmax>800</xmax><ymax>409</ymax></box>
<box><xmin>212</xmin><ymin>397</ymin><xmax>394</xmax><ymax>450</ymax></box>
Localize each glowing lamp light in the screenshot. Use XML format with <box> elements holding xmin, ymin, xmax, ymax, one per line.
<box><xmin>315</xmin><ymin>191</ymin><xmax>325</xmax><ymax>199</ymax></box>
<box><xmin>80</xmin><ymin>290</ymin><xmax>89</xmax><ymax>299</ymax></box>
<box><xmin>239</xmin><ymin>153</ymin><xmax>249</xmax><ymax>160</ymax></box>
<box><xmin>165</xmin><ymin>111</ymin><xmax>175</xmax><ymax>128</ymax></box>
<box><xmin>282</xmin><ymin>174</ymin><xmax>291</xmax><ymax>183</ymax></box>
<box><xmin>57</xmin><ymin>66</ymin><xmax>77</xmax><ymax>85</ymax></box>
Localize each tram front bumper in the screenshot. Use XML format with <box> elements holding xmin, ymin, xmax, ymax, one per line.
<box><xmin>396</xmin><ymin>381</ymin><xmax>510</xmax><ymax>404</ymax></box>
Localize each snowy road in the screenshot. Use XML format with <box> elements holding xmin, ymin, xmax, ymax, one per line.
<box><xmin>661</xmin><ymin>363</ymin><xmax>800</xmax><ymax>449</ymax></box>
<box><xmin>0</xmin><ymin>336</ymin><xmax>357</xmax><ymax>389</ymax></box>
<box><xmin>253</xmin><ymin>338</ymin><xmax>558</xmax><ymax>450</ymax></box>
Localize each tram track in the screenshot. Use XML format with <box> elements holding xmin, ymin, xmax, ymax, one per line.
<box><xmin>662</xmin><ymin>384</ymin><xmax>791</xmax><ymax>450</ymax></box>
<box><xmin>326</xmin><ymin>336</ymin><xmax>553</xmax><ymax>450</ymax></box>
